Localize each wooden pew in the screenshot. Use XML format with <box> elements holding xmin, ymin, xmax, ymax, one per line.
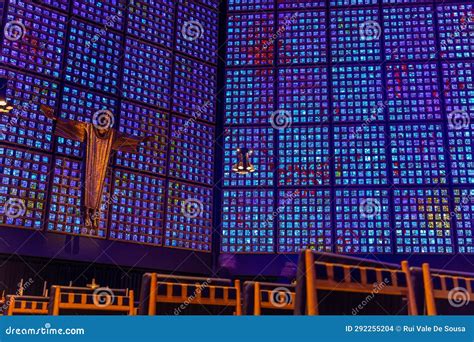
<box><xmin>243</xmin><ymin>281</ymin><xmax>295</xmax><ymax>315</ymax></box>
<box><xmin>139</xmin><ymin>273</ymin><xmax>241</xmax><ymax>315</ymax></box>
<box><xmin>422</xmin><ymin>263</ymin><xmax>474</xmax><ymax>315</ymax></box>
<box><xmin>296</xmin><ymin>250</ymin><xmax>418</xmax><ymax>315</ymax></box>
<box><xmin>49</xmin><ymin>285</ymin><xmax>134</xmax><ymax>315</ymax></box>
<box><xmin>5</xmin><ymin>295</ymin><xmax>49</xmax><ymax>315</ymax></box>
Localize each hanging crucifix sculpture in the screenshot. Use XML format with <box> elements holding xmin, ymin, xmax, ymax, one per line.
<box><xmin>41</xmin><ymin>105</ymin><xmax>153</xmax><ymax>231</ymax></box>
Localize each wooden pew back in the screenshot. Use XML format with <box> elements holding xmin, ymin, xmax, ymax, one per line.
<box><xmin>140</xmin><ymin>273</ymin><xmax>241</xmax><ymax>315</ymax></box>
<box><xmin>297</xmin><ymin>250</ymin><xmax>417</xmax><ymax>315</ymax></box>
<box><xmin>422</xmin><ymin>263</ymin><xmax>474</xmax><ymax>315</ymax></box>
<box><xmin>49</xmin><ymin>286</ymin><xmax>134</xmax><ymax>315</ymax></box>
<box><xmin>5</xmin><ymin>295</ymin><xmax>49</xmax><ymax>315</ymax></box>
<box><xmin>243</xmin><ymin>281</ymin><xmax>295</xmax><ymax>315</ymax></box>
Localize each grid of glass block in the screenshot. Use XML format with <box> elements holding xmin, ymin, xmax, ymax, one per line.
<box><xmin>0</xmin><ymin>147</ymin><xmax>50</xmax><ymax>230</ymax></box>
<box><xmin>2</xmin><ymin>0</ymin><xmax>473</xmax><ymax>258</ymax></box>
<box><xmin>278</xmin><ymin>10</ymin><xmax>327</xmax><ymax>65</ymax></box>
<box><xmin>394</xmin><ymin>189</ymin><xmax>453</xmax><ymax>254</ymax></box>
<box><xmin>0</xmin><ymin>0</ymin><xmax>217</xmax><ymax>252</ymax></box>
<box><xmin>226</xmin><ymin>13</ymin><xmax>275</xmax><ymax>66</ymax></box>
<box><xmin>277</xmin><ymin>189</ymin><xmax>332</xmax><ymax>253</ymax></box>
<box><xmin>382</xmin><ymin>0</ymin><xmax>430</xmax><ymax>4</ymax></box>
<box><xmin>122</xmin><ymin>37</ymin><xmax>172</xmax><ymax>110</ymax></box>
<box><xmin>165</xmin><ymin>181</ymin><xmax>212</xmax><ymax>252</ymax></box>
<box><xmin>221</xmin><ymin>189</ymin><xmax>274</xmax><ymax>253</ymax></box>
<box><xmin>223</xmin><ymin>0</ymin><xmax>474</xmax><ymax>256</ymax></box>
<box><xmin>386</xmin><ymin>63</ymin><xmax>442</xmax><ymax>121</ymax></box>
<box><xmin>127</xmin><ymin>0</ymin><xmax>174</xmax><ymax>49</ymax></box>
<box><xmin>198</xmin><ymin>0</ymin><xmax>219</xmax><ymax>10</ymax></box>
<box><xmin>47</xmin><ymin>157</ymin><xmax>109</xmax><ymax>238</ymax></box>
<box><xmin>390</xmin><ymin>124</ymin><xmax>447</xmax><ymax>185</ymax></box>
<box><xmin>176</xmin><ymin>0</ymin><xmax>219</xmax><ymax>64</ymax></box>
<box><xmin>1</xmin><ymin>0</ymin><xmax>67</xmax><ymax>78</ymax></box>
<box><xmin>334</xmin><ymin>124</ymin><xmax>388</xmax><ymax>185</ymax></box>
<box><xmin>442</xmin><ymin>61</ymin><xmax>473</xmax><ymax>115</ymax></box>
<box><xmin>278</xmin><ymin>1</ymin><xmax>325</xmax><ymax>10</ymax></box>
<box><xmin>332</xmin><ymin>64</ymin><xmax>384</xmax><ymax>122</ymax></box>
<box><xmin>437</xmin><ymin>3</ymin><xmax>473</xmax><ymax>59</ymax></box>
<box><xmin>453</xmin><ymin>188</ymin><xmax>474</xmax><ymax>253</ymax></box>
<box><xmin>448</xmin><ymin>120</ymin><xmax>474</xmax><ymax>185</ymax></box>
<box><xmin>335</xmin><ymin>189</ymin><xmax>391</xmax><ymax>254</ymax></box>
<box><xmin>383</xmin><ymin>5</ymin><xmax>437</xmax><ymax>61</ymax></box>
<box><xmin>278</xmin><ymin>67</ymin><xmax>329</xmax><ymax>124</ymax></box>
<box><xmin>330</xmin><ymin>0</ymin><xmax>377</xmax><ymax>5</ymax></box>
<box><xmin>172</xmin><ymin>54</ymin><xmax>217</xmax><ymax>123</ymax></box>
<box><xmin>228</xmin><ymin>0</ymin><xmax>273</xmax><ymax>12</ymax></box>
<box><xmin>330</xmin><ymin>8</ymin><xmax>381</xmax><ymax>63</ymax></box>
<box><xmin>72</xmin><ymin>0</ymin><xmax>125</xmax><ymax>30</ymax></box>
<box><xmin>65</xmin><ymin>19</ymin><xmax>122</xmax><ymax>94</ymax></box>
<box><xmin>169</xmin><ymin>116</ymin><xmax>214</xmax><ymax>185</ymax></box>
<box><xmin>223</xmin><ymin>127</ymin><xmax>275</xmax><ymax>187</ymax></box>
<box><xmin>55</xmin><ymin>86</ymin><xmax>118</xmax><ymax>158</ymax></box>
<box><xmin>109</xmin><ymin>170</ymin><xmax>165</xmax><ymax>246</ymax></box>
<box><xmin>278</xmin><ymin>126</ymin><xmax>330</xmax><ymax>186</ymax></box>
<box><xmin>0</xmin><ymin>69</ymin><xmax>58</xmax><ymax>151</ymax></box>
<box><xmin>115</xmin><ymin>102</ymin><xmax>168</xmax><ymax>176</ymax></box>
<box><xmin>225</xmin><ymin>68</ymin><xmax>274</xmax><ymax>125</ymax></box>
<box><xmin>40</xmin><ymin>0</ymin><xmax>69</xmax><ymax>12</ymax></box>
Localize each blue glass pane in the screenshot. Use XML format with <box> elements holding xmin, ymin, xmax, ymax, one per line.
<box><xmin>394</xmin><ymin>189</ymin><xmax>452</xmax><ymax>254</ymax></box>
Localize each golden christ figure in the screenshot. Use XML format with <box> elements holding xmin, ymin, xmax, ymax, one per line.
<box><xmin>41</xmin><ymin>105</ymin><xmax>152</xmax><ymax>231</ymax></box>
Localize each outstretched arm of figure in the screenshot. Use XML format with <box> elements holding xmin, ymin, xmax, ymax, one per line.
<box><xmin>112</xmin><ymin>133</ymin><xmax>155</xmax><ymax>153</ymax></box>
<box><xmin>40</xmin><ymin>105</ymin><xmax>86</xmax><ymax>142</ymax></box>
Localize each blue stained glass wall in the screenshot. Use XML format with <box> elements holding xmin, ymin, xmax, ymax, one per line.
<box><xmin>0</xmin><ymin>0</ymin><xmax>218</xmax><ymax>252</ymax></box>
<box><xmin>223</xmin><ymin>0</ymin><xmax>474</xmax><ymax>254</ymax></box>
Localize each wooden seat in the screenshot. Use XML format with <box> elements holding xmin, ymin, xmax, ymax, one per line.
<box><xmin>296</xmin><ymin>250</ymin><xmax>418</xmax><ymax>315</ymax></box>
<box><xmin>422</xmin><ymin>263</ymin><xmax>474</xmax><ymax>315</ymax></box>
<box><xmin>49</xmin><ymin>286</ymin><xmax>134</xmax><ymax>315</ymax></box>
<box><xmin>5</xmin><ymin>295</ymin><xmax>49</xmax><ymax>315</ymax></box>
<box><xmin>243</xmin><ymin>281</ymin><xmax>295</xmax><ymax>315</ymax></box>
<box><xmin>139</xmin><ymin>273</ymin><xmax>241</xmax><ymax>315</ymax></box>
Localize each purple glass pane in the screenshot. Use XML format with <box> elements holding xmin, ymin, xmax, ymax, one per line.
<box><xmin>165</xmin><ymin>181</ymin><xmax>212</xmax><ymax>252</ymax></box>
<box><xmin>110</xmin><ymin>170</ymin><xmax>165</xmax><ymax>246</ymax></box>
<box><xmin>169</xmin><ymin>116</ymin><xmax>214</xmax><ymax>185</ymax></box>
<box><xmin>0</xmin><ymin>147</ymin><xmax>50</xmax><ymax>230</ymax></box>
<box><xmin>115</xmin><ymin>102</ymin><xmax>168</xmax><ymax>176</ymax></box>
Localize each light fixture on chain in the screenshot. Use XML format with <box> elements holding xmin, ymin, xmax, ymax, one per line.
<box><xmin>0</xmin><ymin>77</ymin><xmax>13</xmax><ymax>113</ymax></box>
<box><xmin>232</xmin><ymin>147</ymin><xmax>255</xmax><ymax>175</ymax></box>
